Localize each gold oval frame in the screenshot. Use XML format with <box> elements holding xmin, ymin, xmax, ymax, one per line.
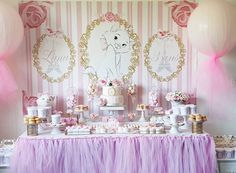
<box><xmin>144</xmin><ymin>31</ymin><xmax>185</xmax><ymax>82</ymax></box>
<box><xmin>33</xmin><ymin>33</ymin><xmax>76</xmax><ymax>83</ymax></box>
<box><xmin>79</xmin><ymin>12</ymin><xmax>141</xmax><ymax>82</ymax></box>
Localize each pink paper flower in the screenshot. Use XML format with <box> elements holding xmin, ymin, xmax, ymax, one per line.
<box><xmin>128</xmin><ymin>113</ymin><xmax>136</xmax><ymax>121</ymax></box>
<box><xmin>98</xmin><ymin>97</ymin><xmax>107</xmax><ymax>106</ymax></box>
<box><xmin>90</xmin><ymin>113</ymin><xmax>99</xmax><ymax>120</ymax></box>
<box><xmin>117</xmin><ymin>115</ymin><xmax>125</xmax><ymax>123</ymax></box>
<box><xmin>61</xmin><ymin>117</ymin><xmax>77</xmax><ymax>126</ymax></box>
<box><xmin>165</xmin><ymin>91</ymin><xmax>190</xmax><ymax>102</ymax></box>
<box><xmin>128</xmin><ymin>84</ymin><xmax>136</xmax><ymax>96</ymax></box>
<box><xmin>166</xmin><ymin>1</ymin><xmax>197</xmax><ymax>27</ymax></box>
<box><xmin>104</xmin><ymin>12</ymin><xmax>119</xmax><ymax>22</ymax></box>
<box><xmin>19</xmin><ymin>1</ymin><xmax>51</xmax><ymax>28</ymax></box>
<box><xmin>102</xmin><ymin>116</ymin><xmax>109</xmax><ymax>122</ymax></box>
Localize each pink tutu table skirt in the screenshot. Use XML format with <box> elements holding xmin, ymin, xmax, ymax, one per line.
<box><xmin>10</xmin><ymin>133</ymin><xmax>217</xmax><ymax>173</ymax></box>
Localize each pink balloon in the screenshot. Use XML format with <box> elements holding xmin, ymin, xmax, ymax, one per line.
<box><xmin>187</xmin><ymin>0</ymin><xmax>236</xmax><ymax>58</ymax></box>
<box><xmin>0</xmin><ymin>2</ymin><xmax>24</xmax><ymax>59</ymax></box>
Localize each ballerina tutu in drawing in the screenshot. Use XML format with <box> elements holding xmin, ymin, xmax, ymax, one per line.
<box><xmin>100</xmin><ymin>24</ymin><xmax>132</xmax><ymax>78</ymax></box>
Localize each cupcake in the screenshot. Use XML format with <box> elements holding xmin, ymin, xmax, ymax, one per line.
<box><xmin>137</xmin><ymin>104</ymin><xmax>148</xmax><ymax>111</ymax></box>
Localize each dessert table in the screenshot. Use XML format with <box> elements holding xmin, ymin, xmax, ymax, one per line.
<box><xmin>11</xmin><ymin>133</ymin><xmax>217</xmax><ymax>173</ymax></box>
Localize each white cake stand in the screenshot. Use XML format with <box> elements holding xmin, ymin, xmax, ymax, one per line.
<box><xmin>137</xmin><ymin>109</ymin><xmax>147</xmax><ymax>122</ymax></box>
<box><xmin>180</xmin><ymin>114</ymin><xmax>190</xmax><ymax>130</ymax></box>
<box><xmin>169</xmin><ymin>114</ymin><xmax>180</xmax><ymax>134</ymax></box>
<box><xmin>100</xmin><ymin>106</ymin><xmax>125</xmax><ymax>116</ymax></box>
<box><xmin>48</xmin><ymin>123</ymin><xmax>65</xmax><ymax>135</ymax></box>
<box><xmin>179</xmin><ymin>106</ymin><xmax>191</xmax><ymax>130</ymax></box>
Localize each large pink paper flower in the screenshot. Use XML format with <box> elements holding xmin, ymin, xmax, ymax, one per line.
<box><xmin>19</xmin><ymin>1</ymin><xmax>51</xmax><ymax>28</ymax></box>
<box><xmin>166</xmin><ymin>1</ymin><xmax>197</xmax><ymax>28</ymax></box>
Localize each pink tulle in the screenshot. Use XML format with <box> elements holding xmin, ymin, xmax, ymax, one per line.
<box><xmin>196</xmin><ymin>58</ymin><xmax>236</xmax><ymax>119</ymax></box>
<box><xmin>0</xmin><ymin>60</ymin><xmax>17</xmax><ymax>99</ymax></box>
<box><xmin>11</xmin><ymin>134</ymin><xmax>217</xmax><ymax>173</ymax></box>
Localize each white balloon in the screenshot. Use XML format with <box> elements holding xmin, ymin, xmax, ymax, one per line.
<box><xmin>187</xmin><ymin>0</ymin><xmax>236</xmax><ymax>58</ymax></box>
<box><xmin>0</xmin><ymin>2</ymin><xmax>24</xmax><ymax>58</ymax></box>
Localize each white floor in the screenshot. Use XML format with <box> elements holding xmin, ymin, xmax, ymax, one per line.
<box><xmin>0</xmin><ymin>167</ymin><xmax>9</xmax><ymax>173</ymax></box>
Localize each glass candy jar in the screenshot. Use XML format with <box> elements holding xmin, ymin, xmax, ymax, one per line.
<box><xmin>24</xmin><ymin>116</ymin><xmax>41</xmax><ymax>136</ymax></box>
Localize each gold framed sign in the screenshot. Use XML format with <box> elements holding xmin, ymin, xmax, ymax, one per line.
<box><xmin>79</xmin><ymin>12</ymin><xmax>141</xmax><ymax>82</ymax></box>
<box><xmin>144</xmin><ymin>31</ymin><xmax>185</xmax><ymax>82</ymax></box>
<box><xmin>33</xmin><ymin>30</ymin><xmax>75</xmax><ymax>83</ymax></box>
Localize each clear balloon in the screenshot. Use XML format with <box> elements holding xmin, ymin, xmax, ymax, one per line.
<box><xmin>0</xmin><ymin>2</ymin><xmax>24</xmax><ymax>99</ymax></box>
<box><xmin>187</xmin><ymin>0</ymin><xmax>236</xmax><ymax>58</ymax></box>
<box><xmin>188</xmin><ymin>0</ymin><xmax>236</xmax><ymax>122</ymax></box>
<box><xmin>0</xmin><ymin>1</ymin><xmax>24</xmax><ymax>58</ymax></box>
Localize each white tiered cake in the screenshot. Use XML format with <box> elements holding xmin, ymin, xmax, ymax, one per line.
<box><xmin>101</xmin><ymin>86</ymin><xmax>124</xmax><ymax>106</ymax></box>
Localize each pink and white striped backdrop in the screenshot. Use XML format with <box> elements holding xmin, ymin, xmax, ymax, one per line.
<box><xmin>21</xmin><ymin>1</ymin><xmax>198</xmax><ymax>113</ymax></box>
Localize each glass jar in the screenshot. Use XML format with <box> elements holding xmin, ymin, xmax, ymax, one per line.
<box><xmin>27</xmin><ymin>124</ymin><xmax>38</xmax><ymax>136</ymax></box>
<box><xmin>192</xmin><ymin>121</ymin><xmax>203</xmax><ymax>134</ymax></box>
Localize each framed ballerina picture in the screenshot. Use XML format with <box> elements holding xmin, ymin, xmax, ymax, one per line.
<box><xmin>33</xmin><ymin>29</ymin><xmax>75</xmax><ymax>83</ymax></box>
<box><xmin>79</xmin><ymin>12</ymin><xmax>141</xmax><ymax>82</ymax></box>
<box><xmin>144</xmin><ymin>31</ymin><xmax>186</xmax><ymax>82</ymax></box>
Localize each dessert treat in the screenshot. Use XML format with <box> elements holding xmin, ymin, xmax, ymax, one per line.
<box><xmin>95</xmin><ymin>126</ymin><xmax>107</xmax><ymax>134</ymax></box>
<box><xmin>100</xmin><ymin>81</ymin><xmax>124</xmax><ymax>106</ymax></box>
<box><xmin>136</xmin><ymin>104</ymin><xmax>149</xmax><ymax>111</ymax></box>
<box><xmin>66</xmin><ymin>125</ymin><xmax>91</xmax><ymax>135</ymax></box>
<box><xmin>188</xmin><ymin>114</ymin><xmax>207</xmax><ymax>134</ymax></box>
<box><xmin>27</xmin><ymin>106</ymin><xmax>38</xmax><ymax>117</ymax></box>
<box><xmin>51</xmin><ymin>114</ymin><xmax>61</xmax><ymax>125</ymax></box>
<box><xmin>156</xmin><ymin>126</ymin><xmax>165</xmax><ymax>134</ymax></box>
<box><xmin>74</xmin><ymin>105</ymin><xmax>89</xmax><ymax>112</ymax></box>
<box><xmin>128</xmin><ymin>113</ymin><xmax>136</xmax><ymax>121</ymax></box>
<box><xmin>24</xmin><ymin>116</ymin><xmax>41</xmax><ymax>136</ymax></box>
<box><xmin>153</xmin><ymin>107</ymin><xmax>164</xmax><ymax>115</ymax></box>
<box><xmin>149</xmin><ymin>127</ymin><xmax>156</xmax><ymax>134</ymax></box>
<box><xmin>127</xmin><ymin>124</ymin><xmax>140</xmax><ymax>131</ymax></box>
<box><xmin>117</xmin><ymin>126</ymin><xmax>129</xmax><ymax>134</ymax></box>
<box><xmin>139</xmin><ymin>126</ymin><xmax>150</xmax><ymax>134</ymax></box>
<box><xmin>24</xmin><ymin>116</ymin><xmax>41</xmax><ymax>125</ymax></box>
<box><xmin>61</xmin><ymin>117</ymin><xmax>77</xmax><ymax>126</ymax></box>
<box><xmin>188</xmin><ymin>114</ymin><xmax>207</xmax><ymax>122</ymax></box>
<box><xmin>37</xmin><ymin>107</ymin><xmax>48</xmax><ymax>118</ymax></box>
<box><xmin>195</xmin><ymin>115</ymin><xmax>202</xmax><ymax>122</ymax></box>
<box><xmin>150</xmin><ymin>116</ymin><xmax>157</xmax><ymax>123</ymax></box>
